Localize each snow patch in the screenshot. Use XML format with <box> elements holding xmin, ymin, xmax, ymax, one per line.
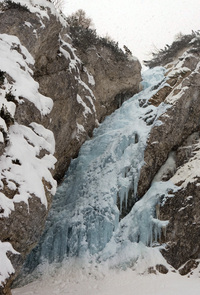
<box><xmin>5</xmin><ymin>0</ymin><xmax>67</xmax><ymax>27</ymax></box>
<box><xmin>24</xmin><ymin>21</ymin><xmax>32</xmax><ymax>28</ymax></box>
<box><xmin>0</xmin><ymin>240</ymin><xmax>19</xmax><ymax>287</ymax></box>
<box><xmin>0</xmin><ymin>34</ymin><xmax>53</xmax><ymax>115</ymax></box>
<box><xmin>0</xmin><ymin>123</ymin><xmax>57</xmax><ymax>216</ymax></box>
<box><xmin>171</xmin><ymin>140</ymin><xmax>200</xmax><ymax>187</ymax></box>
<box><xmin>153</xmin><ymin>151</ymin><xmax>176</xmax><ymax>182</ymax></box>
<box><xmin>165</xmin><ymin>85</ymin><xmax>188</xmax><ymax>105</ymax></box>
<box><xmin>77</xmin><ymin>94</ymin><xmax>92</xmax><ymax>117</ymax></box>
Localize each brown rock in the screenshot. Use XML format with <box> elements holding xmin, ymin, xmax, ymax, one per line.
<box><xmin>179</xmin><ymin>259</ymin><xmax>199</xmax><ymax>276</ymax></box>
<box><xmin>137</xmin><ymin>51</ymin><xmax>200</xmax><ymax>199</ymax></box>
<box><xmin>160</xmin><ymin>182</ymin><xmax>200</xmax><ymax>269</ymax></box>
<box><xmin>155</xmin><ymin>264</ymin><xmax>169</xmax><ymax>274</ymax></box>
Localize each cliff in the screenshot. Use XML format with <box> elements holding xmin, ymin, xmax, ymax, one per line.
<box><xmin>0</xmin><ymin>0</ymin><xmax>141</xmax><ymax>293</ymax></box>
<box><xmin>137</xmin><ymin>32</ymin><xmax>200</xmax><ymax>274</ymax></box>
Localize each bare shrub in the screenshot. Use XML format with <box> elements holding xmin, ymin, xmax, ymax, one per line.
<box><xmin>144</xmin><ymin>31</ymin><xmax>200</xmax><ymax>68</ymax></box>
<box><xmin>67</xmin><ymin>10</ymin><xmax>127</xmax><ymax>61</ymax></box>
<box><xmin>66</xmin><ymin>9</ymin><xmax>94</xmax><ymax>29</ymax></box>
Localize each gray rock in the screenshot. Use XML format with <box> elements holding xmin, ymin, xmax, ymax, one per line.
<box><xmin>137</xmin><ymin>46</ymin><xmax>200</xmax><ymax>270</ymax></box>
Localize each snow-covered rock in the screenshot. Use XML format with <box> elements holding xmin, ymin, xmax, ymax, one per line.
<box><xmin>137</xmin><ymin>40</ymin><xmax>200</xmax><ymax>272</ymax></box>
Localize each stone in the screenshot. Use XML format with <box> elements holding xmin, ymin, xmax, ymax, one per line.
<box><xmin>155</xmin><ymin>264</ymin><xmax>169</xmax><ymax>274</ymax></box>
<box><xmin>179</xmin><ymin>260</ymin><xmax>199</xmax><ymax>276</ymax></box>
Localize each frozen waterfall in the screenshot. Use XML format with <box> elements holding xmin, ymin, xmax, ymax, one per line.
<box><xmin>22</xmin><ymin>67</ymin><xmax>177</xmax><ymax>276</ymax></box>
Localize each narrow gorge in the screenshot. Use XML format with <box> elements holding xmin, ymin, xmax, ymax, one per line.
<box><xmin>0</xmin><ymin>1</ymin><xmax>200</xmax><ymax>294</ymax></box>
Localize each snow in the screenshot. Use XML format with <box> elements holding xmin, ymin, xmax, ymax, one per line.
<box><xmin>171</xmin><ymin>139</ymin><xmax>200</xmax><ymax>187</ymax></box>
<box><xmin>0</xmin><ymin>34</ymin><xmax>53</xmax><ymax>115</ymax></box>
<box><xmin>2</xmin><ymin>0</ymin><xmax>67</xmax><ymax>27</ymax></box>
<box><xmin>77</xmin><ymin>94</ymin><xmax>92</xmax><ymax>117</ymax></box>
<box><xmin>84</xmin><ymin>67</ymin><xmax>95</xmax><ymax>86</ymax></box>
<box><xmin>76</xmin><ymin>123</ymin><xmax>86</xmax><ymax>137</ymax></box>
<box><xmin>153</xmin><ymin>151</ymin><xmax>176</xmax><ymax>182</ymax></box>
<box><xmin>12</xmin><ymin>265</ymin><xmax>200</xmax><ymax>295</ymax></box>
<box><xmin>0</xmin><ymin>25</ymin><xmax>57</xmax><ymax>285</ymax></box>
<box><xmin>85</xmin><ymin>95</ymin><xmax>96</xmax><ymax>113</ymax></box>
<box><xmin>30</xmin><ymin>122</ymin><xmax>55</xmax><ymax>154</ymax></box>
<box><xmin>59</xmin><ymin>35</ymin><xmax>82</xmax><ymax>73</ymax></box>
<box><xmin>24</xmin><ymin>22</ymin><xmax>32</xmax><ymax>28</ymax></box>
<box><xmin>0</xmin><ymin>240</ymin><xmax>19</xmax><ymax>287</ymax></box>
<box><xmin>165</xmin><ymin>85</ymin><xmax>188</xmax><ymax>105</ymax></box>
<box><xmin>59</xmin><ymin>33</ymin><xmax>97</xmax><ymax>119</ymax></box>
<box><xmin>0</xmin><ymin>131</ymin><xmax>3</xmax><ymax>143</ymax></box>
<box><xmin>0</xmin><ymin>117</ymin><xmax>7</xmax><ymax>132</ymax></box>
<box><xmin>168</xmin><ymin>66</ymin><xmax>191</xmax><ymax>78</ymax></box>
<box><xmin>0</xmin><ymin>123</ymin><xmax>57</xmax><ymax>213</ymax></box>
<box><xmin>0</xmin><ymin>192</ymin><xmax>14</xmax><ymax>217</ymax></box>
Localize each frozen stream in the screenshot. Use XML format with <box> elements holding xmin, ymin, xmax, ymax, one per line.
<box><xmin>20</xmin><ymin>67</ymin><xmax>177</xmax><ymax>280</ymax></box>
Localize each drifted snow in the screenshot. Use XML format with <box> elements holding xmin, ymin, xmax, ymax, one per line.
<box><xmin>153</xmin><ymin>151</ymin><xmax>176</xmax><ymax>183</ymax></box>
<box><xmin>13</xmin><ymin>261</ymin><xmax>200</xmax><ymax>295</ymax></box>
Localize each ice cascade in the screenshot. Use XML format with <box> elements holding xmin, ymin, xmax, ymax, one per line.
<box><xmin>24</xmin><ymin>67</ymin><xmax>175</xmax><ymax>273</ymax></box>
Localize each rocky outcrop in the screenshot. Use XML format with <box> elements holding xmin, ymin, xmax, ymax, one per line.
<box><xmin>138</xmin><ymin>47</ymin><xmax>200</xmax><ymax>198</ymax></box>
<box><xmin>159</xmin><ymin>131</ymin><xmax>200</xmax><ymax>272</ymax></box>
<box><xmin>136</xmin><ymin>35</ymin><xmax>200</xmax><ymax>272</ymax></box>
<box><xmin>35</xmin><ymin>29</ymin><xmax>141</xmax><ymax>181</ymax></box>
<box><xmin>0</xmin><ymin>0</ymin><xmax>141</xmax><ymax>293</ymax></box>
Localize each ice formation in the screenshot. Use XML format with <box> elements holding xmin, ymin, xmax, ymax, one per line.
<box><xmin>23</xmin><ymin>66</ymin><xmax>177</xmax><ymax>275</ymax></box>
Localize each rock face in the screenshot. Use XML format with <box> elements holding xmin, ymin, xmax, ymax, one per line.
<box><xmin>136</xmin><ymin>34</ymin><xmax>200</xmax><ymax>273</ymax></box>
<box><xmin>0</xmin><ymin>0</ymin><xmax>141</xmax><ymax>293</ymax></box>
